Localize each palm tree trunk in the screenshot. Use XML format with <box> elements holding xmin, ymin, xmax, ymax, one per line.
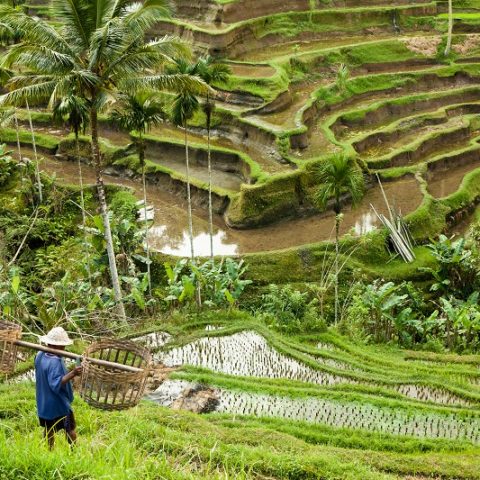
<box><xmin>184</xmin><ymin>124</ymin><xmax>202</xmax><ymax>307</ymax></box>
<box><xmin>184</xmin><ymin>124</ymin><xmax>195</xmax><ymax>261</ymax></box>
<box><xmin>335</xmin><ymin>213</ymin><xmax>340</xmax><ymax>325</ymax></box>
<box><xmin>25</xmin><ymin>99</ymin><xmax>43</xmax><ymax>204</ymax></box>
<box><xmin>445</xmin><ymin>0</ymin><xmax>453</xmax><ymax>56</ymax></box>
<box><xmin>13</xmin><ymin>110</ymin><xmax>22</xmax><ymax>160</ymax></box>
<box><xmin>75</xmin><ymin>130</ymin><xmax>91</xmax><ymax>284</ymax></box>
<box><xmin>206</xmin><ymin>96</ymin><xmax>214</xmax><ymax>262</ymax></box>
<box><xmin>90</xmin><ymin>107</ymin><xmax>126</xmax><ymax>321</ymax></box>
<box><xmin>139</xmin><ymin>137</ymin><xmax>152</xmax><ymax>297</ymax></box>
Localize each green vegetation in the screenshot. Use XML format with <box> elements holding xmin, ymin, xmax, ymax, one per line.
<box><xmin>3</xmin><ymin>0</ymin><xmax>480</xmax><ymax>478</ymax></box>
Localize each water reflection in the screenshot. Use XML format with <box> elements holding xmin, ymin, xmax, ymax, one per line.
<box><xmin>354</xmin><ymin>211</ymin><xmax>377</xmax><ymax>236</ymax></box>
<box><xmin>148</xmin><ymin>227</ymin><xmax>238</xmax><ymax>257</ymax></box>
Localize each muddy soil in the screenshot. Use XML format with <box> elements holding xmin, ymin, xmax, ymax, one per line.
<box><xmin>173</xmin><ymin>0</ymin><xmax>431</xmax><ymax>25</ymax></box>
<box><xmin>332</xmin><ymin>87</ymin><xmax>480</xmax><ymax>140</ymax></box>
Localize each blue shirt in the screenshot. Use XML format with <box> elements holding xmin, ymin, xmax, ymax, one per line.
<box><xmin>34</xmin><ymin>352</ymin><xmax>74</xmax><ymax>420</ymax></box>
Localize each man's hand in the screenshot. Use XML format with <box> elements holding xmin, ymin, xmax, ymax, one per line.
<box><xmin>61</xmin><ymin>366</ymin><xmax>83</xmax><ymax>385</ymax></box>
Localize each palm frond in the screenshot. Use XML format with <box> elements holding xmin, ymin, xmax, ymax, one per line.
<box><xmin>171</xmin><ymin>91</ymin><xmax>199</xmax><ymax>127</ymax></box>
<box><xmin>124</xmin><ymin>73</ymin><xmax>208</xmax><ymax>96</ymax></box>
<box><xmin>123</xmin><ymin>0</ymin><xmax>173</xmax><ymax>35</ymax></box>
<box><xmin>50</xmin><ymin>0</ymin><xmax>94</xmax><ymax>49</ymax></box>
<box><xmin>314</xmin><ymin>154</ymin><xmax>365</xmax><ymax>212</ymax></box>
<box><xmin>0</xmin><ymin>80</ymin><xmax>58</xmax><ymax>106</ymax></box>
<box><xmin>0</xmin><ymin>7</ymin><xmax>71</xmax><ymax>55</ymax></box>
<box><xmin>2</xmin><ymin>45</ymin><xmax>75</xmax><ymax>74</ymax></box>
<box><xmin>0</xmin><ymin>108</ymin><xmax>15</xmax><ymax>128</ymax></box>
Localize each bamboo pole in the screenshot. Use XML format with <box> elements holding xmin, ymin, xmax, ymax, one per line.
<box><xmin>14</xmin><ymin>340</ymin><xmax>143</xmax><ymax>373</ymax></box>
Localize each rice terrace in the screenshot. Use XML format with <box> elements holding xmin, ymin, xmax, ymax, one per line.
<box><xmin>2</xmin><ymin>0</ymin><xmax>480</xmax><ymax>478</ymax></box>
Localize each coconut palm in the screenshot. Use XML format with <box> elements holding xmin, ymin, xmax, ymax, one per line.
<box><xmin>195</xmin><ymin>56</ymin><xmax>231</xmax><ymax>261</ymax></box>
<box><xmin>445</xmin><ymin>0</ymin><xmax>453</xmax><ymax>56</ymax></box>
<box><xmin>314</xmin><ymin>154</ymin><xmax>364</xmax><ymax>324</ymax></box>
<box><xmin>0</xmin><ymin>0</ymin><xmax>205</xmax><ymax>320</ymax></box>
<box><xmin>53</xmin><ymin>94</ymin><xmax>91</xmax><ymax>280</ymax></box>
<box><xmin>110</xmin><ymin>92</ymin><xmax>165</xmax><ymax>296</ymax></box>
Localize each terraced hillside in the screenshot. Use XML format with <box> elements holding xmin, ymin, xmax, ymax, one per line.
<box><xmin>2</xmin><ymin>3</ymin><xmax>480</xmax><ymax>479</ymax></box>
<box><xmin>6</xmin><ymin>0</ymin><xmax>480</xmax><ymax>275</ymax></box>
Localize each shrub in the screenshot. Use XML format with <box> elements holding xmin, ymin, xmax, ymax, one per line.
<box><xmin>258</xmin><ymin>284</ymin><xmax>325</xmax><ymax>333</ymax></box>
<box><xmin>0</xmin><ymin>144</ymin><xmax>16</xmax><ymax>188</ymax></box>
<box><xmin>420</xmin><ymin>234</ymin><xmax>479</xmax><ymax>299</ymax></box>
<box><xmin>163</xmin><ymin>258</ymin><xmax>252</xmax><ymax>309</ymax></box>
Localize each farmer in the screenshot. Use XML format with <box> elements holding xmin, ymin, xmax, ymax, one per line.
<box><xmin>34</xmin><ymin>327</ymin><xmax>82</xmax><ymax>449</ymax></box>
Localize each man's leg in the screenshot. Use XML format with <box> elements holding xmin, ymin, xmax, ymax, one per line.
<box><xmin>44</xmin><ymin>427</ymin><xmax>55</xmax><ymax>450</ymax></box>
<box><xmin>66</xmin><ymin>429</ymin><xmax>77</xmax><ymax>445</ymax></box>
<box><xmin>65</xmin><ymin>411</ymin><xmax>77</xmax><ymax>446</ymax></box>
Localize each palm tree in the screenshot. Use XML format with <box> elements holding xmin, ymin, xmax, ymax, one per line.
<box><xmin>444</xmin><ymin>0</ymin><xmax>453</xmax><ymax>56</ymax></box>
<box><xmin>171</xmin><ymin>88</ymin><xmax>200</xmax><ymax>262</ymax></box>
<box><xmin>110</xmin><ymin>92</ymin><xmax>165</xmax><ymax>296</ymax></box>
<box><xmin>314</xmin><ymin>154</ymin><xmax>364</xmax><ymax>324</ymax></box>
<box><xmin>0</xmin><ymin>1</ymin><xmax>204</xmax><ymax>320</ymax></box>
<box><xmin>195</xmin><ymin>56</ymin><xmax>231</xmax><ymax>261</ymax></box>
<box><xmin>53</xmin><ymin>94</ymin><xmax>91</xmax><ymax>280</ymax></box>
<box><xmin>171</xmin><ymin>89</ymin><xmax>201</xmax><ymax>306</ymax></box>
<box><xmin>169</xmin><ymin>58</ymin><xmax>201</xmax><ymax>262</ymax></box>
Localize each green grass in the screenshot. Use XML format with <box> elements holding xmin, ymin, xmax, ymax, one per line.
<box><xmin>1</xmin><ymin>375</ymin><xmax>479</xmax><ymax>479</ymax></box>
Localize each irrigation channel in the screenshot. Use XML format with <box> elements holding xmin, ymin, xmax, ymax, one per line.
<box><xmin>26</xmin><ymin>150</ymin><xmax>427</xmax><ymax>256</ymax></box>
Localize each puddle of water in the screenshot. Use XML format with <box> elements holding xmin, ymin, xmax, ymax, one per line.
<box><xmin>148</xmin><ymin>226</ymin><xmax>238</xmax><ymax>257</ymax></box>
<box><xmin>149</xmin><ymin>379</ymin><xmax>480</xmax><ymax>443</ymax></box>
<box><xmin>427</xmin><ymin>160</ymin><xmax>480</xmax><ymax>198</ymax></box>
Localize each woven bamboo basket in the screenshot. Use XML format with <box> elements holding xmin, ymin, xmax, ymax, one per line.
<box><xmin>0</xmin><ymin>320</ymin><xmax>22</xmax><ymax>374</ymax></box>
<box><xmin>80</xmin><ymin>339</ymin><xmax>152</xmax><ymax>411</ymax></box>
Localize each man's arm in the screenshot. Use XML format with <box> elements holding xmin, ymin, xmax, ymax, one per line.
<box><xmin>47</xmin><ymin>361</ymin><xmax>82</xmax><ymax>393</ymax></box>
<box><xmin>61</xmin><ymin>366</ymin><xmax>82</xmax><ymax>385</ymax></box>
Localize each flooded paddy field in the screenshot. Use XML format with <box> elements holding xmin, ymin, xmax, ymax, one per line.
<box><xmin>149</xmin><ymin>379</ymin><xmax>480</xmax><ymax>443</ymax></box>
<box><xmin>32</xmin><ymin>151</ymin><xmax>422</xmax><ymax>255</ymax></box>
<box><xmin>156</xmin><ymin>330</ymin><xmax>471</xmax><ymax>406</ymax></box>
